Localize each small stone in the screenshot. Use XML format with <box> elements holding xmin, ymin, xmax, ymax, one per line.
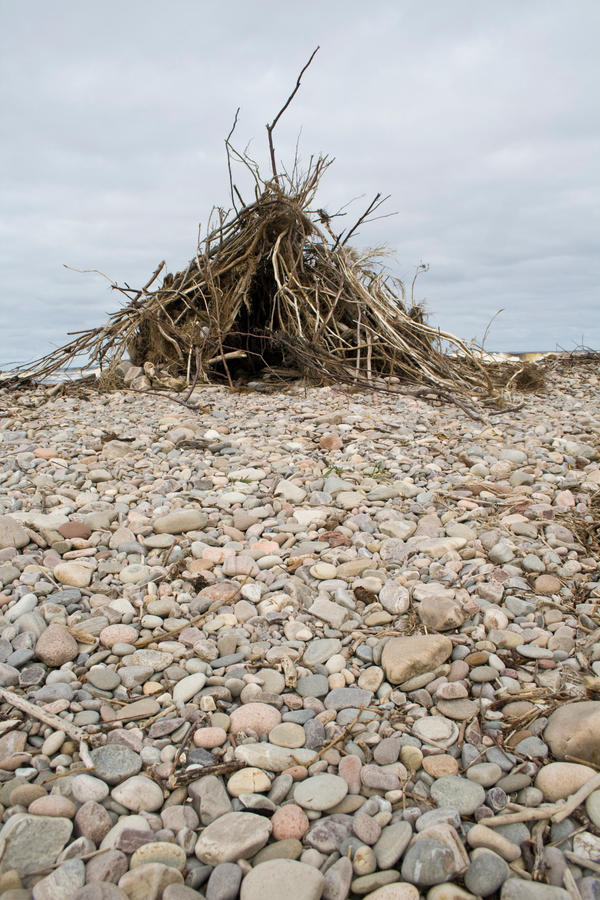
<box><xmin>430</xmin><ymin>776</ymin><xmax>485</xmax><ymax>816</ymax></box>
<box><xmin>227</xmin><ymin>767</ymin><xmax>272</xmax><ymax>796</ymax></box>
<box><xmin>269</xmin><ymin>722</ymin><xmax>306</xmax><ymax>748</ymax></box>
<box><xmin>89</xmin><ymin>745</ymin><xmax>142</xmax><ymax>785</ymax></box>
<box><xmin>464</xmin><ymin>849</ymin><xmax>510</xmax><ymax>895</ymax></box>
<box><xmin>75</xmin><ymin>801</ymin><xmax>113</xmax><ymax>844</ymax></box>
<box><xmin>195</xmin><ymin>812</ymin><xmax>271</xmax><ymax>864</ymax></box>
<box><xmin>111</xmin><ymin>775</ymin><xmax>164</xmax><ymax>812</ymax></box>
<box><xmin>500</xmin><ymin>882</ymin><xmax>570</xmax><ymax>899</ymax></box>
<box><xmin>240</xmin><ymin>859</ymin><xmax>323</xmax><ymax>900</ymax></box>
<box><xmin>544</xmin><ymin>702</ymin><xmax>600</xmax><ymax>767</ymax></box>
<box><xmin>28</xmin><ymin>795</ymin><xmax>76</xmax><ymax>818</ymax></box>
<box><xmin>374</xmin><ymin>821</ymin><xmax>413</xmax><ymax>869</ymax></box>
<box><xmin>205</xmin><ymin>862</ymin><xmax>242</xmax><ymax>900</ymax></box>
<box><xmin>130</xmin><ymin>842</ymin><xmax>186</xmax><ymax>870</ymax></box>
<box><xmin>118</xmin><ymin>863</ymin><xmax>183</xmax><ymax>900</ymax></box>
<box><xmin>53</xmin><ymin>562</ymin><xmax>93</xmax><ymax>587</ymax></box>
<box><xmin>294</xmin><ymin>774</ymin><xmax>348</xmax><ymax>811</ymax></box>
<box><xmin>467</xmin><ymin>825</ymin><xmax>521</xmax><ymax>862</ymax></box>
<box><xmin>172</xmin><ymin>672</ymin><xmax>206</xmax><ymax>705</ymax></box>
<box><xmin>230</xmin><ymin>703</ymin><xmax>282</xmax><ymax>736</ymax></box>
<box><xmin>194</xmin><ymin>727</ymin><xmax>227</xmax><ymax>749</ymax></box>
<box><xmin>0</xmin><ymin>814</ymin><xmax>72</xmax><ymax>877</ymax></box>
<box><xmin>401</xmin><ymin>838</ymin><xmax>455</xmax><ymax>886</ymax></box>
<box><xmin>0</xmin><ymin>516</ymin><xmax>29</xmax><ymax>549</ymax></box>
<box><xmin>382</xmin><ymin>635</ymin><xmax>452</xmax><ymax>685</ymax></box>
<box><xmin>32</xmin><ymin>859</ymin><xmax>85</xmax><ymax>900</ymax></box>
<box><xmin>271</xmin><ymin>805</ymin><xmax>310</xmax><ymax>841</ymax></box>
<box><xmin>153</xmin><ymin>510</ymin><xmax>208</xmax><ymax>534</ymax></box>
<box><xmin>73</xmin><ymin>886</ymin><xmax>128</xmax><ymax>900</ymax></box>
<box><xmin>535</xmin><ymin>762</ymin><xmax>597</xmax><ymax>801</ymax></box>
<box><xmin>35</xmin><ymin>623</ymin><xmax>78</xmax><ymax>666</ymax></box>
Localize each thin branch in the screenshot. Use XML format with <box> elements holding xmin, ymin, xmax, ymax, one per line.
<box><xmin>225</xmin><ymin>107</ymin><xmax>241</xmax><ymax>212</ymax></box>
<box><xmin>266</xmin><ymin>46</ymin><xmax>320</xmax><ymax>183</ymax></box>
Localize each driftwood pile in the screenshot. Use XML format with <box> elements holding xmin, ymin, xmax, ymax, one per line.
<box><xmin>9</xmin><ymin>50</ymin><xmax>539</xmax><ymax>416</ymax></box>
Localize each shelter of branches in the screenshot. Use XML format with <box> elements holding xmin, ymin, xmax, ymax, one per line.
<box><xmin>11</xmin><ymin>50</ymin><xmax>537</xmax><ymax>414</ymax></box>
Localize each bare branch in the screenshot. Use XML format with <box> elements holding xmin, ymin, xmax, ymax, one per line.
<box><xmin>266</xmin><ymin>46</ymin><xmax>320</xmax><ymax>183</ymax></box>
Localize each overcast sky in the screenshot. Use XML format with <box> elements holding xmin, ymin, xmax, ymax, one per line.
<box><xmin>1</xmin><ymin>0</ymin><xmax>599</xmax><ymax>367</ymax></box>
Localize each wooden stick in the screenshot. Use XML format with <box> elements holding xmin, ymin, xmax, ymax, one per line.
<box><xmin>564</xmin><ymin>851</ymin><xmax>600</xmax><ymax>875</ymax></box>
<box><xmin>0</xmin><ymin>685</ymin><xmax>89</xmax><ymax>745</ymax></box>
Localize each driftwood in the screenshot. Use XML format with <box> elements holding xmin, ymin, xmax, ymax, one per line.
<box><xmin>7</xmin><ymin>49</ymin><xmax>539</xmax><ymax>413</ymax></box>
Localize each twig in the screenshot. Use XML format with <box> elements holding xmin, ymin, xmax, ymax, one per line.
<box><xmin>266</xmin><ymin>46</ymin><xmax>320</xmax><ymax>183</ymax></box>
<box><xmin>0</xmin><ymin>685</ymin><xmax>93</xmax><ymax>745</ymax></box>
<box><xmin>551</xmin><ymin>771</ymin><xmax>600</xmax><ymax>823</ymax></box>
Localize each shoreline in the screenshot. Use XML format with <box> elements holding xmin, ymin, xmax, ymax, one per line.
<box><xmin>0</xmin><ymin>364</ymin><xmax>599</xmax><ymax>897</ymax></box>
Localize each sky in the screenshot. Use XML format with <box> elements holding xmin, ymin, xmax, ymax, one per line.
<box><xmin>1</xmin><ymin>0</ymin><xmax>599</xmax><ymax>368</ymax></box>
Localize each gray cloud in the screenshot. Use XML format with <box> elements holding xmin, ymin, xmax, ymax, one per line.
<box><xmin>1</xmin><ymin>0</ymin><xmax>598</xmax><ymax>366</ymax></box>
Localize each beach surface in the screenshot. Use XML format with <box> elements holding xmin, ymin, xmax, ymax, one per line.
<box><xmin>0</xmin><ymin>361</ymin><xmax>599</xmax><ymax>898</ymax></box>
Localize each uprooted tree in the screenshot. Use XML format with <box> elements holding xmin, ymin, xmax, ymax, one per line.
<box><xmin>10</xmin><ymin>48</ymin><xmax>538</xmax><ymax>415</ymax></box>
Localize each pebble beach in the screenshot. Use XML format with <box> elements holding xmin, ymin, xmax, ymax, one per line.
<box><xmin>0</xmin><ymin>361</ymin><xmax>599</xmax><ymax>900</ymax></box>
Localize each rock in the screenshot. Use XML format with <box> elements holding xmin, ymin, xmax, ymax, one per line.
<box><xmin>188</xmin><ymin>774</ymin><xmax>232</xmax><ymax>825</ymax></box>
<box><xmin>535</xmin><ymin>762</ymin><xmax>597</xmax><ymax>801</ymax></box>
<box><xmin>111</xmin><ymin>776</ymin><xmax>164</xmax><ymax>812</ymax></box>
<box><xmin>153</xmin><ymin>510</ymin><xmax>208</xmax><ymax>534</ymax></box>
<box><xmin>32</xmin><ymin>859</ymin><xmax>85</xmax><ymax>900</ymax></box>
<box><xmin>401</xmin><ymin>837</ymin><xmax>455</xmax><ymax>886</ymax></box>
<box><xmin>240</xmin><ymin>859</ymin><xmax>324</xmax><ymax>900</ymax></box>
<box><xmin>28</xmin><ymin>795</ymin><xmax>76</xmax><ymax>818</ymax></box>
<box><xmin>0</xmin><ymin>814</ymin><xmax>72</xmax><ymax>876</ymax></box>
<box><xmin>205</xmin><ymin>861</ymin><xmax>242</xmax><ymax>900</ymax></box>
<box><xmin>234</xmin><ymin>743</ymin><xmax>315</xmax><ymax>772</ymax></box>
<box><xmin>544</xmin><ymin>702</ymin><xmax>600</xmax><ymax>766</ymax></box>
<box><xmin>172</xmin><ymin>672</ymin><xmax>207</xmax><ymax>705</ymax></box>
<box><xmin>500</xmin><ymin>881</ymin><xmax>570</xmax><ymax>899</ymax></box>
<box><xmin>35</xmin><ymin>623</ymin><xmax>78</xmax><ymax>666</ymax></box>
<box><xmin>229</xmin><ymin>702</ymin><xmax>282</xmax><ymax>736</ymax></box>
<box><xmin>118</xmin><ymin>863</ymin><xmax>183</xmax><ymax>900</ymax></box>
<box><xmin>464</xmin><ymin>850</ymin><xmax>510</xmax><ymax>895</ymax></box>
<box><xmin>417</xmin><ymin>596</ymin><xmax>467</xmax><ymax>632</ymax></box>
<box><xmin>362</xmin><ymin>887</ymin><xmax>419</xmax><ymax>900</ymax></box>
<box><xmin>374</xmin><ymin>821</ymin><xmax>413</xmax><ymax>869</ymax></box>
<box><xmin>75</xmin><ymin>801</ymin><xmax>113</xmax><ymax>844</ymax></box>
<box><xmin>0</xmin><ymin>516</ymin><xmax>29</xmax><ymax>549</ymax></box>
<box><xmin>293</xmin><ymin>774</ymin><xmax>348</xmax><ymax>811</ymax></box>
<box><xmin>53</xmin><ymin>562</ymin><xmax>93</xmax><ymax>587</ymax></box>
<box><xmin>195</xmin><ymin>812</ymin><xmax>272</xmax><ymax>864</ymax></box>
<box><xmin>227</xmin><ymin>767</ymin><xmax>272</xmax><ymax>797</ymax></box>
<box><xmin>382</xmin><ymin>635</ymin><xmax>452</xmax><ymax>684</ymax></box>
<box><xmin>130</xmin><ymin>842</ymin><xmax>186</xmax><ymax>870</ymax></box>
<box><xmin>271</xmin><ymin>805</ymin><xmax>310</xmax><ymax>841</ymax></box>
<box><xmin>322</xmin><ymin>856</ymin><xmax>353</xmax><ymax>900</ymax></box>
<box><xmin>430</xmin><ymin>776</ymin><xmax>485</xmax><ymax>816</ymax></box>
<box><xmin>73</xmin><ymin>886</ymin><xmax>128</xmax><ymax>900</ymax></box>
<box><xmin>89</xmin><ymin>745</ymin><xmax>142</xmax><ymax>785</ymax></box>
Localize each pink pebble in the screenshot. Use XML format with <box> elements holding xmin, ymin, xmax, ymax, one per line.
<box><xmin>193</xmin><ymin>727</ymin><xmax>227</xmax><ymax>749</ymax></box>
<box><xmin>271</xmin><ymin>804</ymin><xmax>310</xmax><ymax>840</ymax></box>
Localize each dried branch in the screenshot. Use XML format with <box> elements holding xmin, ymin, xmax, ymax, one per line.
<box><xmin>266</xmin><ymin>46</ymin><xmax>320</xmax><ymax>183</ymax></box>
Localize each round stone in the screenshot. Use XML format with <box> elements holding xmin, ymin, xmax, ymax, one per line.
<box><xmin>193</xmin><ymin>727</ymin><xmax>227</xmax><ymax>749</ymax></box>
<box><xmin>86</xmin><ymin>667</ymin><xmax>121</xmax><ymax>691</ymax></box>
<box><xmin>130</xmin><ymin>841</ymin><xmax>186</xmax><ymax>870</ymax></box>
<box><xmin>240</xmin><ymin>859</ymin><xmax>324</xmax><ymax>900</ymax></box>
<box><xmin>422</xmin><ymin>755</ymin><xmax>459</xmax><ymax>778</ymax></box>
<box><xmin>28</xmin><ymin>795</ymin><xmax>76</xmax><ymax>818</ymax></box>
<box><xmin>310</xmin><ymin>563</ymin><xmax>337</xmax><ymax>580</ymax></box>
<box><xmin>269</xmin><ymin>723</ymin><xmax>306</xmax><ymax>749</ymax></box>
<box><xmin>271</xmin><ymin>804</ymin><xmax>310</xmax><ymax>840</ymax></box>
<box><xmin>227</xmin><ymin>767</ymin><xmax>272</xmax><ymax>797</ymax></box>
<box><xmin>53</xmin><ymin>562</ymin><xmax>93</xmax><ymax>587</ymax></box>
<box><xmin>430</xmin><ymin>775</ymin><xmax>485</xmax><ymax>815</ymax></box>
<box><xmin>535</xmin><ymin>762</ymin><xmax>597</xmax><ymax>801</ymax></box>
<box><xmin>464</xmin><ymin>849</ymin><xmax>510</xmax><ymax>896</ymax></box>
<box><xmin>229</xmin><ymin>703</ymin><xmax>282</xmax><ymax>736</ymax></box>
<box><xmin>71</xmin><ymin>774</ymin><xmax>110</xmax><ymax>803</ymax></box>
<box><xmin>111</xmin><ymin>775</ymin><xmax>164</xmax><ymax>812</ymax></box>
<box><xmin>585</xmin><ymin>789</ymin><xmax>600</xmax><ymax>827</ymax></box>
<box><xmin>412</xmin><ymin>716</ymin><xmax>459</xmax><ymax>749</ymax></box>
<box><xmin>293</xmin><ymin>774</ymin><xmax>348</xmax><ymax>811</ymax></box>
<box><xmin>89</xmin><ymin>745</ymin><xmax>142</xmax><ymax>785</ymax></box>
<box><xmin>99</xmin><ymin>625</ymin><xmax>139</xmax><ymax>648</ymax></box>
<box><xmin>35</xmin><ymin>624</ymin><xmax>78</xmax><ymax>666</ymax></box>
